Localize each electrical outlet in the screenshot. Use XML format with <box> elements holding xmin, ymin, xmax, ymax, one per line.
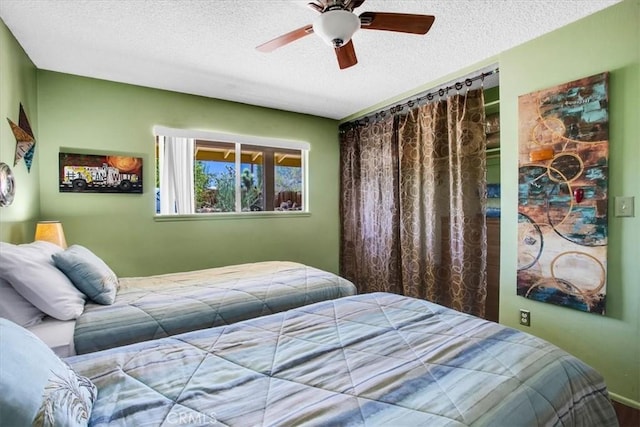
<box><xmin>519</xmin><ymin>309</ymin><xmax>531</xmax><ymax>327</ymax></box>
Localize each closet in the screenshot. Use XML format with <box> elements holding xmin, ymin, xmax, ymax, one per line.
<box><xmin>484</xmin><ymin>86</ymin><xmax>501</xmax><ymax>323</ymax></box>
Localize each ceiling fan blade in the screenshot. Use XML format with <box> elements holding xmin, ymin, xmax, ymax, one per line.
<box><xmin>346</xmin><ymin>0</ymin><xmax>366</xmax><ymax>11</ymax></box>
<box><xmin>307</xmin><ymin>2</ymin><xmax>323</xmax><ymax>13</ymax></box>
<box><xmin>335</xmin><ymin>40</ymin><xmax>357</xmax><ymax>69</ymax></box>
<box><xmin>256</xmin><ymin>24</ymin><xmax>314</xmax><ymax>53</ymax></box>
<box><xmin>359</xmin><ymin>12</ymin><xmax>435</xmax><ymax>34</ymax></box>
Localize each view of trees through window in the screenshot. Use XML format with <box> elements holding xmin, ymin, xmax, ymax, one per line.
<box><xmin>195</xmin><ymin>161</ymin><xmax>302</xmax><ymax>212</ymax></box>
<box><xmin>156</xmin><ymin>137</ymin><xmax>305</xmax><ymax>214</ymax></box>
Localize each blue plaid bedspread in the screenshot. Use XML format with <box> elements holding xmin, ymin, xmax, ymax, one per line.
<box><xmin>73</xmin><ymin>261</ymin><xmax>356</xmax><ymax>354</ymax></box>
<box><xmin>68</xmin><ymin>292</ymin><xmax>618</xmax><ymax>426</ymax></box>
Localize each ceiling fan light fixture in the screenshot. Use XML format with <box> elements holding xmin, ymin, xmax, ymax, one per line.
<box><xmin>312</xmin><ymin>10</ymin><xmax>360</xmax><ymax>48</ymax></box>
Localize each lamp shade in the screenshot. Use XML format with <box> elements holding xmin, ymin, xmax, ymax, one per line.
<box><xmin>34</xmin><ymin>221</ymin><xmax>67</xmax><ymax>248</ymax></box>
<box><xmin>312</xmin><ymin>10</ymin><xmax>360</xmax><ymax>47</ymax></box>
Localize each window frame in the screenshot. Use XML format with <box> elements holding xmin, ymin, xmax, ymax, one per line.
<box><xmin>153</xmin><ymin>126</ymin><xmax>309</xmax><ymax>219</ymax></box>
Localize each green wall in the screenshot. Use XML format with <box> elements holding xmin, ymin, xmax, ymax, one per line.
<box><xmin>0</xmin><ymin>20</ymin><xmax>39</xmax><ymax>242</ymax></box>
<box><xmin>35</xmin><ymin>72</ymin><xmax>342</xmax><ymax>276</ymax></box>
<box><xmin>499</xmin><ymin>0</ymin><xmax>639</xmax><ymax>407</ymax></box>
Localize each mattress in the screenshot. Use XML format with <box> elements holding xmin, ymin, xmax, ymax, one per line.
<box><xmin>27</xmin><ymin>317</ymin><xmax>76</xmax><ymax>357</ymax></box>
<box><xmin>74</xmin><ymin>261</ymin><xmax>356</xmax><ymax>354</ymax></box>
<box><xmin>67</xmin><ymin>292</ymin><xmax>617</xmax><ymax>426</ymax></box>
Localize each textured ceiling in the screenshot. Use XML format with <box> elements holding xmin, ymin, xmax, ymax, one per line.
<box><xmin>0</xmin><ymin>0</ymin><xmax>621</xmax><ymax>120</ymax></box>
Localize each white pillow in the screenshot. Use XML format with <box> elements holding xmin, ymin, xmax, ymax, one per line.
<box><xmin>0</xmin><ymin>278</ymin><xmax>45</xmax><ymax>327</ymax></box>
<box><xmin>0</xmin><ymin>241</ymin><xmax>86</xmax><ymax>321</ymax></box>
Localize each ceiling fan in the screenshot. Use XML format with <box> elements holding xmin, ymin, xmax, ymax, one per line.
<box><xmin>256</xmin><ymin>0</ymin><xmax>435</xmax><ymax>70</ymax></box>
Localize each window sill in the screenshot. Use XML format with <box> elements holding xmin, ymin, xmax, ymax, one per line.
<box><xmin>153</xmin><ymin>211</ymin><xmax>311</xmax><ymax>222</ymax></box>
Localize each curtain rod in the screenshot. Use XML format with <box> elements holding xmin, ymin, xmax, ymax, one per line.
<box><xmin>342</xmin><ymin>67</ymin><xmax>499</xmax><ymax>129</ymax></box>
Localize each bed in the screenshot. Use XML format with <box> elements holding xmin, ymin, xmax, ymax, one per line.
<box><xmin>10</xmin><ymin>292</ymin><xmax>612</xmax><ymax>426</ymax></box>
<box><xmin>41</xmin><ymin>260</ymin><xmax>358</xmax><ymax>355</ymax></box>
<box><xmin>0</xmin><ymin>241</ymin><xmax>356</xmax><ymax>357</ymax></box>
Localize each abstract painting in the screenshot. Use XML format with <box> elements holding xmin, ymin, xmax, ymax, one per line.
<box><xmin>517</xmin><ymin>72</ymin><xmax>608</xmax><ymax>314</ymax></box>
<box><xmin>59</xmin><ymin>152</ymin><xmax>143</xmax><ymax>194</ymax></box>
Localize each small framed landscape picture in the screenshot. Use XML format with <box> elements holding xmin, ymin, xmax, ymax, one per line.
<box><xmin>59</xmin><ymin>152</ymin><xmax>143</xmax><ymax>194</ymax></box>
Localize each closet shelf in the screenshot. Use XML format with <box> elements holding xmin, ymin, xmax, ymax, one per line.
<box><xmin>486</xmin><ymin>147</ymin><xmax>501</xmax><ymax>159</ymax></box>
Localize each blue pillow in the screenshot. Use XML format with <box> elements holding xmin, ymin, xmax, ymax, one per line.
<box><xmin>0</xmin><ymin>318</ymin><xmax>97</xmax><ymax>426</ymax></box>
<box><xmin>52</xmin><ymin>245</ymin><xmax>118</xmax><ymax>305</ymax></box>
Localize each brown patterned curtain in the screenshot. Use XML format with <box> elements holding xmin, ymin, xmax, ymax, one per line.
<box><xmin>340</xmin><ymin>116</ymin><xmax>403</xmax><ymax>294</ymax></box>
<box><xmin>398</xmin><ymin>89</ymin><xmax>488</xmax><ymax>316</ymax></box>
<box><xmin>340</xmin><ymin>89</ymin><xmax>488</xmax><ymax>317</ymax></box>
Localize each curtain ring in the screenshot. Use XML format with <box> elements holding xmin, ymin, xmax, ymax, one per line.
<box><xmin>465</xmin><ymin>78</ymin><xmax>472</xmax><ymax>87</ymax></box>
<box><xmin>438</xmin><ymin>88</ymin><xmax>445</xmax><ymax>97</ymax></box>
<box><xmin>427</xmin><ymin>93</ymin><xmax>433</xmax><ymax>101</ymax></box>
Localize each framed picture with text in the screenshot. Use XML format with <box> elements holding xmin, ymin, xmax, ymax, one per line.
<box><xmin>59</xmin><ymin>152</ymin><xmax>143</xmax><ymax>194</ymax></box>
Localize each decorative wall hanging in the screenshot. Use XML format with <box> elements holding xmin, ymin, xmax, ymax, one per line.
<box><xmin>59</xmin><ymin>152</ymin><xmax>143</xmax><ymax>194</ymax></box>
<box><xmin>7</xmin><ymin>103</ymin><xmax>36</xmax><ymax>172</ymax></box>
<box><xmin>517</xmin><ymin>72</ymin><xmax>609</xmax><ymax>315</ymax></box>
<box><xmin>0</xmin><ymin>162</ymin><xmax>16</xmax><ymax>207</ymax></box>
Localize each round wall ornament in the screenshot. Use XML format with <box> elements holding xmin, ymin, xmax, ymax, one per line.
<box><xmin>0</xmin><ymin>162</ymin><xmax>16</xmax><ymax>207</ymax></box>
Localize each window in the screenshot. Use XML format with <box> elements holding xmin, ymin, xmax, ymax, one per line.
<box><xmin>154</xmin><ymin>127</ymin><xmax>308</xmax><ymax>215</ymax></box>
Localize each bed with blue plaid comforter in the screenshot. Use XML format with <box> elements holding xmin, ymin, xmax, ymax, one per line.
<box><xmin>68</xmin><ymin>292</ymin><xmax>617</xmax><ymax>426</ymax></box>
<box><xmin>73</xmin><ymin>261</ymin><xmax>356</xmax><ymax>354</ymax></box>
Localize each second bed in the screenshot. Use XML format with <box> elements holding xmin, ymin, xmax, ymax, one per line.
<box><xmin>30</xmin><ymin>261</ymin><xmax>357</xmax><ymax>355</ymax></box>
